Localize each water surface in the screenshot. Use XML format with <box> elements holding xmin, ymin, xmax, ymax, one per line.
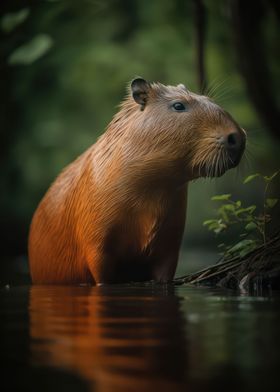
<box><xmin>1</xmin><ymin>284</ymin><xmax>279</xmax><ymax>392</ymax></box>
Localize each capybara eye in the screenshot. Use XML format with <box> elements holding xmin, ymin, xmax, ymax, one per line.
<box><xmin>172</xmin><ymin>102</ymin><xmax>186</xmax><ymax>111</ymax></box>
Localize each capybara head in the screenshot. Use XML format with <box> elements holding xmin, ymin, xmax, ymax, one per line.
<box><xmin>118</xmin><ymin>78</ymin><xmax>246</xmax><ymax>183</ymax></box>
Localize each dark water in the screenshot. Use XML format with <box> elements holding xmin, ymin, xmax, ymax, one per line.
<box><xmin>1</xmin><ymin>284</ymin><xmax>280</xmax><ymax>392</ymax></box>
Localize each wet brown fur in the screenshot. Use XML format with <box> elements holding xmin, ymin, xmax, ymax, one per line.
<box><xmin>29</xmin><ymin>81</ymin><xmax>245</xmax><ymax>284</ymax></box>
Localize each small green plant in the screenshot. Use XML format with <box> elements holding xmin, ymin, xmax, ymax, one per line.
<box><xmin>203</xmin><ymin>170</ymin><xmax>279</xmax><ymax>259</ymax></box>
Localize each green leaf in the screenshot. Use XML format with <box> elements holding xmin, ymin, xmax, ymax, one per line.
<box><xmin>263</xmin><ymin>171</ymin><xmax>279</xmax><ymax>182</ymax></box>
<box><xmin>1</xmin><ymin>8</ymin><xmax>30</xmax><ymax>33</ymax></box>
<box><xmin>217</xmin><ymin>206</ymin><xmax>228</xmax><ymax>220</ymax></box>
<box><xmin>243</xmin><ymin>173</ymin><xmax>260</xmax><ymax>184</ymax></box>
<box><xmin>228</xmin><ymin>239</ymin><xmax>256</xmax><ymax>254</ymax></box>
<box><xmin>239</xmin><ymin>245</ymin><xmax>257</xmax><ymax>257</ymax></box>
<box><xmin>247</xmin><ymin>205</ymin><xmax>257</xmax><ymax>214</ymax></box>
<box><xmin>214</xmin><ymin>220</ymin><xmax>227</xmax><ymax>233</ymax></box>
<box><xmin>211</xmin><ymin>194</ymin><xmax>231</xmax><ymax>201</ymax></box>
<box><xmin>235</xmin><ymin>200</ymin><xmax>241</xmax><ymax>208</ymax></box>
<box><xmin>222</xmin><ymin>204</ymin><xmax>235</xmax><ymax>212</ymax></box>
<box><xmin>8</xmin><ymin>34</ymin><xmax>53</xmax><ymax>65</ymax></box>
<box><xmin>214</xmin><ymin>224</ymin><xmax>227</xmax><ymax>234</ymax></box>
<box><xmin>245</xmin><ymin>222</ymin><xmax>257</xmax><ymax>231</ymax></box>
<box><xmin>209</xmin><ymin>222</ymin><xmax>221</xmax><ymax>230</ymax></box>
<box><xmin>203</xmin><ymin>219</ymin><xmax>218</xmax><ymax>226</ymax></box>
<box><xmin>235</xmin><ymin>205</ymin><xmax>256</xmax><ymax>215</ymax></box>
<box><xmin>266</xmin><ymin>198</ymin><xmax>278</xmax><ymax>208</ymax></box>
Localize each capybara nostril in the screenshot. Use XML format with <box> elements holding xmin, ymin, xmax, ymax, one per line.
<box><xmin>217</xmin><ymin>130</ymin><xmax>246</xmax><ymax>167</ymax></box>
<box><xmin>227</xmin><ymin>132</ymin><xmax>238</xmax><ymax>147</ymax></box>
<box><xmin>223</xmin><ymin>130</ymin><xmax>246</xmax><ymax>166</ymax></box>
<box><xmin>219</xmin><ymin>131</ymin><xmax>243</xmax><ymax>151</ymax></box>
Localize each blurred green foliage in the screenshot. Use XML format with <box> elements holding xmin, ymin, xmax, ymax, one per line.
<box><xmin>1</xmin><ymin>8</ymin><xmax>30</xmax><ymax>33</ymax></box>
<box><xmin>8</xmin><ymin>34</ymin><xmax>53</xmax><ymax>65</ymax></box>
<box><xmin>0</xmin><ymin>0</ymin><xmax>279</xmax><ymax>258</ymax></box>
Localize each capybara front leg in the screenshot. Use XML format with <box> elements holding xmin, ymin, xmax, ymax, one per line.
<box><xmin>86</xmin><ymin>249</ymin><xmax>116</xmax><ymax>284</ymax></box>
<box><xmin>152</xmin><ymin>252</ymin><xmax>180</xmax><ymax>283</ymax></box>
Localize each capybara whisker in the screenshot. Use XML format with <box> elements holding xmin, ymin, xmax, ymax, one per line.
<box><xmin>207</xmin><ymin>79</ymin><xmax>229</xmax><ymax>101</ymax></box>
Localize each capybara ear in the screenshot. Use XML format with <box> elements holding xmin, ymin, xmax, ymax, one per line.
<box><xmin>131</xmin><ymin>78</ymin><xmax>151</xmax><ymax>110</ymax></box>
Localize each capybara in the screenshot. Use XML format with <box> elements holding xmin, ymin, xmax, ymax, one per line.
<box><xmin>29</xmin><ymin>78</ymin><xmax>246</xmax><ymax>284</ymax></box>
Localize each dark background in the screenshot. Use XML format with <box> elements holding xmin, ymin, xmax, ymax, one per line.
<box><xmin>0</xmin><ymin>0</ymin><xmax>279</xmax><ymax>282</ymax></box>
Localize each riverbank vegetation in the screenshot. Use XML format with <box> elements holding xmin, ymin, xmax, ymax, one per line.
<box><xmin>177</xmin><ymin>171</ymin><xmax>280</xmax><ymax>291</ymax></box>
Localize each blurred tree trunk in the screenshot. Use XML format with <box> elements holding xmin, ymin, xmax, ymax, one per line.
<box><xmin>269</xmin><ymin>0</ymin><xmax>280</xmax><ymax>20</ymax></box>
<box><xmin>193</xmin><ymin>0</ymin><xmax>207</xmax><ymax>93</ymax></box>
<box><xmin>230</xmin><ymin>0</ymin><xmax>280</xmax><ymax>139</ymax></box>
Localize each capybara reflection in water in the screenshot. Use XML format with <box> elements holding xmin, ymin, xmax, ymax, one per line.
<box><xmin>29</xmin><ymin>78</ymin><xmax>246</xmax><ymax>284</ymax></box>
